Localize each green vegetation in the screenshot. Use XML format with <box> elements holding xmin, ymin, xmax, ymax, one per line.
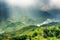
<box><xmin>0</xmin><ymin>22</ymin><xmax>60</xmax><ymax>40</ymax></box>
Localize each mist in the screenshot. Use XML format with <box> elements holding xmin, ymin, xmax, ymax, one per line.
<box><xmin>0</xmin><ymin>0</ymin><xmax>60</xmax><ymax>25</ymax></box>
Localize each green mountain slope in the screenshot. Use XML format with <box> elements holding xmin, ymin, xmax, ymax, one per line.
<box><xmin>0</xmin><ymin>22</ymin><xmax>60</xmax><ymax>40</ymax></box>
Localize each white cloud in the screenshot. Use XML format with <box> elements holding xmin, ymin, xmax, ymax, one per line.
<box><xmin>6</xmin><ymin>0</ymin><xmax>38</xmax><ymax>8</ymax></box>
<box><xmin>49</xmin><ymin>0</ymin><xmax>60</xmax><ymax>8</ymax></box>
<box><xmin>38</xmin><ymin>0</ymin><xmax>60</xmax><ymax>10</ymax></box>
<box><xmin>6</xmin><ymin>0</ymin><xmax>60</xmax><ymax>9</ymax></box>
<box><xmin>37</xmin><ymin>19</ymin><xmax>53</xmax><ymax>27</ymax></box>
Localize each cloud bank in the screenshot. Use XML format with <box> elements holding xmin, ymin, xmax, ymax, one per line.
<box><xmin>0</xmin><ymin>0</ymin><xmax>60</xmax><ymax>24</ymax></box>
<box><xmin>6</xmin><ymin>0</ymin><xmax>60</xmax><ymax>10</ymax></box>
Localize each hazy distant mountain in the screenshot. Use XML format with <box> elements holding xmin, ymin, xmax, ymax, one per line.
<box><xmin>40</xmin><ymin>22</ymin><xmax>60</xmax><ymax>27</ymax></box>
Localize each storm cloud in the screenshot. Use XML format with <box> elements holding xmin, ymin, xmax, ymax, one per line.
<box><xmin>0</xmin><ymin>1</ymin><xmax>9</xmax><ymax>21</ymax></box>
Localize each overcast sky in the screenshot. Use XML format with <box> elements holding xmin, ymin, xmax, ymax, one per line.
<box><xmin>6</xmin><ymin>0</ymin><xmax>60</xmax><ymax>10</ymax></box>
<box><xmin>0</xmin><ymin>0</ymin><xmax>60</xmax><ymax>23</ymax></box>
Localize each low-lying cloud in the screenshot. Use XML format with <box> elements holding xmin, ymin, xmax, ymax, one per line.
<box><xmin>0</xmin><ymin>0</ymin><xmax>60</xmax><ymax>24</ymax></box>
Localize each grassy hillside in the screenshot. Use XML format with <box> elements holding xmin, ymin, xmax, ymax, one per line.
<box><xmin>0</xmin><ymin>22</ymin><xmax>60</xmax><ymax>40</ymax></box>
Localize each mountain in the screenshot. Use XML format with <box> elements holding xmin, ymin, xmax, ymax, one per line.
<box><xmin>40</xmin><ymin>22</ymin><xmax>60</xmax><ymax>27</ymax></box>
<box><xmin>1</xmin><ymin>22</ymin><xmax>60</xmax><ymax>34</ymax></box>
<box><xmin>0</xmin><ymin>22</ymin><xmax>60</xmax><ymax>39</ymax></box>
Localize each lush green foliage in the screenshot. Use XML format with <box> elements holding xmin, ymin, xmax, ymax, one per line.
<box><xmin>0</xmin><ymin>22</ymin><xmax>60</xmax><ymax>40</ymax></box>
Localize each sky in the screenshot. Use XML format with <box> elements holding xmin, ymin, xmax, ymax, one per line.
<box><xmin>0</xmin><ymin>0</ymin><xmax>60</xmax><ymax>24</ymax></box>
<box><xmin>6</xmin><ymin>0</ymin><xmax>60</xmax><ymax>10</ymax></box>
